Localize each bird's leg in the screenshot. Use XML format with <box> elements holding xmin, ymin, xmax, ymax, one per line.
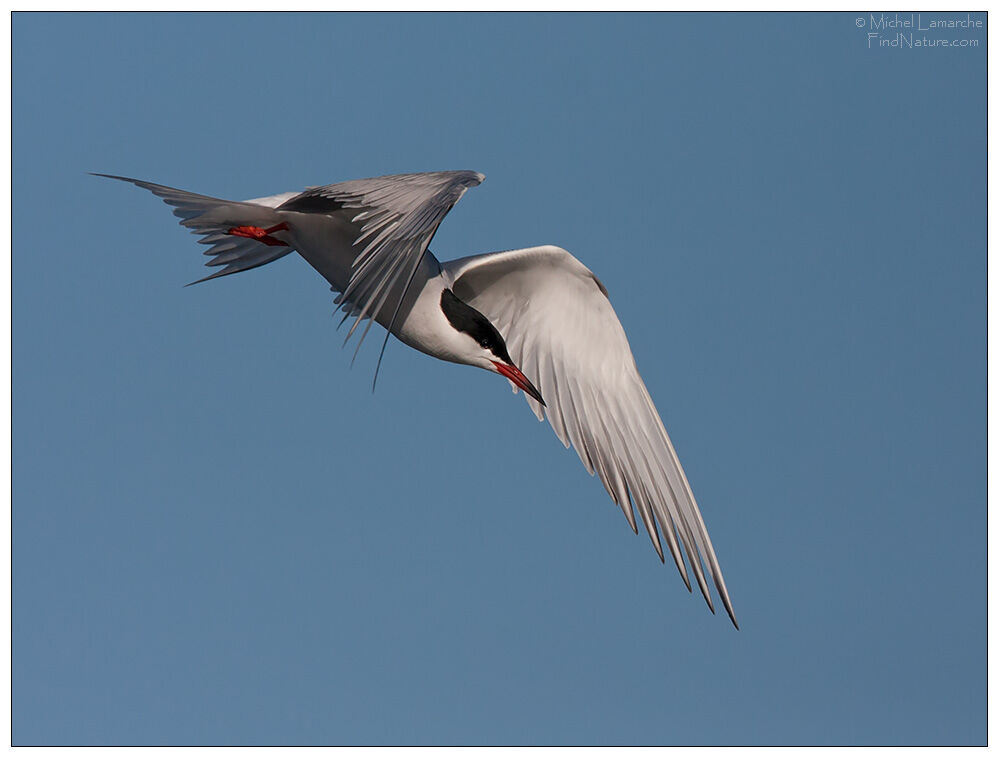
<box><xmin>226</xmin><ymin>222</ymin><xmax>290</xmax><ymax>247</ymax></box>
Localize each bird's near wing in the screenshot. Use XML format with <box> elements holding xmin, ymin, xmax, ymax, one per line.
<box><xmin>280</xmin><ymin>171</ymin><xmax>484</xmax><ymax>354</ymax></box>
<box><xmin>93</xmin><ymin>174</ymin><xmax>298</xmax><ymax>284</ymax></box>
<box><xmin>445</xmin><ymin>245</ymin><xmax>737</xmax><ymax>627</ymax></box>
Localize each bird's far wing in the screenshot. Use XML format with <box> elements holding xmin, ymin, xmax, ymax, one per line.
<box><xmin>446</xmin><ymin>245</ymin><xmax>737</xmax><ymax>627</ymax></box>
<box><xmin>94</xmin><ymin>174</ymin><xmax>297</xmax><ymax>284</ymax></box>
<box><xmin>282</xmin><ymin>171</ymin><xmax>484</xmax><ymax>354</ymax></box>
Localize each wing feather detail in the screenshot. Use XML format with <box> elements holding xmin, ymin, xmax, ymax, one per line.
<box><xmin>446</xmin><ymin>245</ymin><xmax>736</xmax><ymax>627</ymax></box>
<box><xmin>279</xmin><ymin>171</ymin><xmax>484</xmax><ymax>354</ymax></box>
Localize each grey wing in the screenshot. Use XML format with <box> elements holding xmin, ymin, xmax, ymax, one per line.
<box><xmin>447</xmin><ymin>245</ymin><xmax>737</xmax><ymax>627</ymax></box>
<box><xmin>280</xmin><ymin>170</ymin><xmax>484</xmax><ymax>352</ymax></box>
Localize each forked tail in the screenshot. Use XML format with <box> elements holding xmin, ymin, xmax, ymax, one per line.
<box><xmin>93</xmin><ymin>174</ymin><xmax>296</xmax><ymax>284</ymax></box>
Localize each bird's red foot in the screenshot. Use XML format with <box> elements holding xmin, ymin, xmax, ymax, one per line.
<box><xmin>226</xmin><ymin>222</ymin><xmax>290</xmax><ymax>247</ymax></box>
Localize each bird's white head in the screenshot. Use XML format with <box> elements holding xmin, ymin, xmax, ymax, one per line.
<box><xmin>439</xmin><ymin>288</ymin><xmax>545</xmax><ymax>406</ymax></box>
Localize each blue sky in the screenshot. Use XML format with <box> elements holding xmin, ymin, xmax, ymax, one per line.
<box><xmin>13</xmin><ymin>12</ymin><xmax>986</xmax><ymax>746</ymax></box>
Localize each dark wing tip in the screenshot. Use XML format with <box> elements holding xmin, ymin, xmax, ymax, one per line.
<box><xmin>90</xmin><ymin>172</ymin><xmax>133</xmax><ymax>182</ymax></box>
<box><xmin>724</xmin><ymin>601</ymin><xmax>739</xmax><ymax>630</ymax></box>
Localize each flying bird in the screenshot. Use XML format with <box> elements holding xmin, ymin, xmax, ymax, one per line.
<box><xmin>97</xmin><ymin>170</ymin><xmax>737</xmax><ymax>627</ymax></box>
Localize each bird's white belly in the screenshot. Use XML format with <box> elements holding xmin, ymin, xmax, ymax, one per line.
<box><xmin>284</xmin><ymin>209</ymin><xmax>455</xmax><ymax>358</ymax></box>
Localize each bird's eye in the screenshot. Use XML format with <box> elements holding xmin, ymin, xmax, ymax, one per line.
<box><xmin>480</xmin><ymin>338</ymin><xmax>490</xmax><ymax>348</ymax></box>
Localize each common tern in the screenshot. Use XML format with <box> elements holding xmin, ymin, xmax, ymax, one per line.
<box><xmin>97</xmin><ymin>170</ymin><xmax>737</xmax><ymax>627</ymax></box>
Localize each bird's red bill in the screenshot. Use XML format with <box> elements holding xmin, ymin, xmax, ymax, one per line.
<box><xmin>492</xmin><ymin>361</ymin><xmax>546</xmax><ymax>406</ymax></box>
